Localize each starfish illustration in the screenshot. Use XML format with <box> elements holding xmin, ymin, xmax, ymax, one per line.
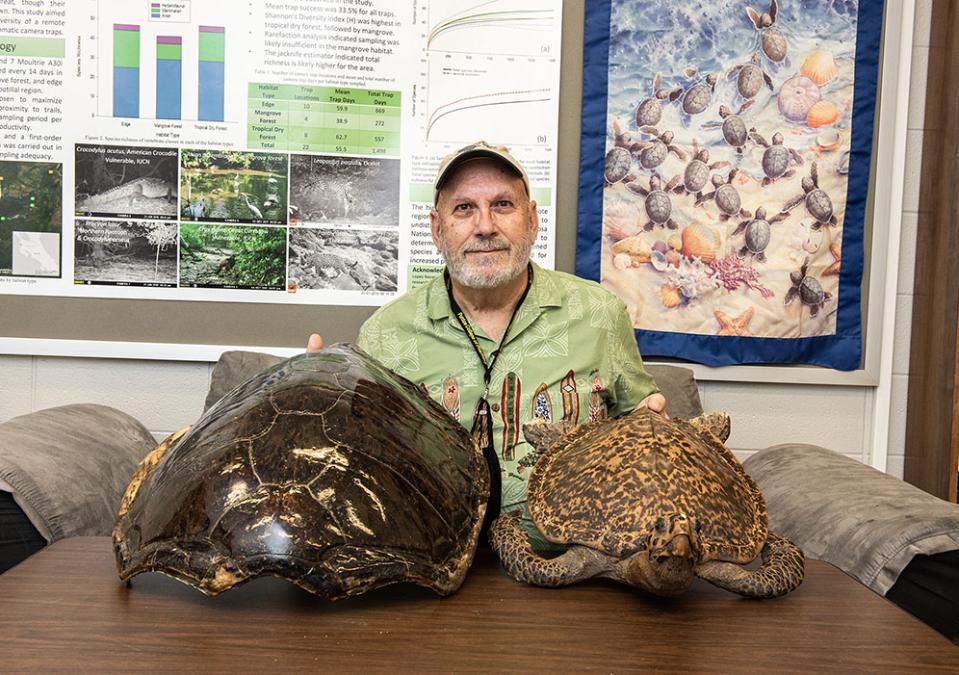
<box><xmin>823</xmin><ymin>243</ymin><xmax>841</xmax><ymax>275</ymax></box>
<box><xmin>715</xmin><ymin>307</ymin><xmax>755</xmax><ymax>336</ymax></box>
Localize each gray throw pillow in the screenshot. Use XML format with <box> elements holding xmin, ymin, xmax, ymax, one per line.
<box><xmin>645</xmin><ymin>364</ymin><xmax>703</xmax><ymax>419</ymax></box>
<box><xmin>0</xmin><ymin>404</ymin><xmax>157</xmax><ymax>542</ymax></box>
<box><xmin>743</xmin><ymin>443</ymin><xmax>959</xmax><ymax>594</ymax></box>
<box><xmin>204</xmin><ymin>350</ymin><xmax>285</xmax><ymax>412</ymax></box>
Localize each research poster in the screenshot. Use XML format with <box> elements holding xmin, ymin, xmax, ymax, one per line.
<box><xmin>0</xmin><ymin>0</ymin><xmax>562</xmax><ymax>305</ymax></box>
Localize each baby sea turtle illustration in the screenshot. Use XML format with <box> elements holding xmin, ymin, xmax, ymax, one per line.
<box><xmin>728</xmin><ymin>53</ymin><xmax>774</xmax><ymax>99</ymax></box>
<box><xmin>680</xmin><ymin>73</ymin><xmax>718</xmax><ymax>115</ymax></box>
<box><xmin>113</xmin><ymin>346</ymin><xmax>489</xmax><ymax>600</ymax></box>
<box><xmin>697</xmin><ymin>169</ymin><xmax>749</xmax><ymax>221</ymax></box>
<box><xmin>782</xmin><ymin>162</ymin><xmax>837</xmax><ymax>229</ymax></box>
<box><xmin>785</xmin><ymin>257</ymin><xmax>831</xmax><ymax>317</ymax></box>
<box><xmin>749</xmin><ymin>130</ymin><xmax>803</xmax><ymax>185</ymax></box>
<box><xmin>626</xmin><ymin>174</ymin><xmax>681</xmax><ymax>231</ymax></box>
<box><xmin>636</xmin><ymin>72</ymin><xmax>682</xmax><ymax>128</ymax></box>
<box><xmin>604</xmin><ymin>121</ymin><xmax>640</xmax><ymax>185</ymax></box>
<box><xmin>703</xmin><ymin>102</ymin><xmax>753</xmax><ymax>154</ymax></box>
<box><xmin>605</xmin><ymin>146</ymin><xmax>635</xmax><ymax>185</ymax></box>
<box><xmin>732</xmin><ymin>206</ymin><xmax>786</xmax><ymax>262</ymax></box>
<box><xmin>676</xmin><ymin>139</ymin><xmax>729</xmax><ymax>201</ymax></box>
<box><xmin>489</xmin><ymin>409</ymin><xmax>805</xmax><ymax>599</ymax></box>
<box><xmin>747</xmin><ymin>0</ymin><xmax>787</xmax><ymax>63</ymax></box>
<box><xmin>636</xmin><ymin>127</ymin><xmax>687</xmax><ymax>169</ymax></box>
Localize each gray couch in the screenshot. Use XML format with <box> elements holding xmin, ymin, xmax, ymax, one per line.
<box><xmin>1</xmin><ymin>349</ymin><xmax>957</xmax><ymax>641</ymax></box>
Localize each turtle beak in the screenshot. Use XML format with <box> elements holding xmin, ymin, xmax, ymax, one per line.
<box><xmin>665</xmin><ymin>534</ymin><xmax>693</xmax><ymax>558</ymax></box>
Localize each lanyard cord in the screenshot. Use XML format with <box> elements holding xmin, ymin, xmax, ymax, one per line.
<box><xmin>445</xmin><ymin>264</ymin><xmax>533</xmax><ymax>396</ymax></box>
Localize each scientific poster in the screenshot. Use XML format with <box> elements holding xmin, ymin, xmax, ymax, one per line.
<box><xmin>0</xmin><ymin>0</ymin><xmax>562</xmax><ymax>305</ymax></box>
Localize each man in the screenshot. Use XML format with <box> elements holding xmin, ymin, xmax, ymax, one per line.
<box><xmin>308</xmin><ymin>141</ymin><xmax>664</xmax><ymax>549</ymax></box>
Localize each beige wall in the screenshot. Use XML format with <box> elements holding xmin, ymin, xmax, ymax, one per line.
<box><xmin>0</xmin><ymin>2</ymin><xmax>931</xmax><ymax>474</ymax></box>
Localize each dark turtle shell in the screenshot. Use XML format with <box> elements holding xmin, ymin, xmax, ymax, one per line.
<box><xmin>762</xmin><ymin>145</ymin><xmax>791</xmax><ymax>178</ymax></box>
<box><xmin>113</xmin><ymin>345</ymin><xmax>488</xmax><ymax>599</ymax></box>
<box><xmin>715</xmin><ymin>184</ymin><xmax>742</xmax><ymax>214</ymax></box>
<box><xmin>722</xmin><ymin>115</ymin><xmax>748</xmax><ymax>147</ymax></box>
<box><xmin>526</xmin><ymin>409</ymin><xmax>766</xmax><ymax>563</ymax></box>
<box><xmin>645</xmin><ymin>191</ymin><xmax>671</xmax><ymax>223</ymax></box>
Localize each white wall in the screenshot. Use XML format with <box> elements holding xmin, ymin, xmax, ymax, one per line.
<box><xmin>0</xmin><ymin>4</ymin><xmax>931</xmax><ymax>475</ymax></box>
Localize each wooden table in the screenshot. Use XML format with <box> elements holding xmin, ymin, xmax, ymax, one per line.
<box><xmin>0</xmin><ymin>538</ymin><xmax>955</xmax><ymax>672</ymax></box>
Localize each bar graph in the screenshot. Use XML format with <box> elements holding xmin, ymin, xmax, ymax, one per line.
<box><xmin>94</xmin><ymin>5</ymin><xmax>238</xmax><ymax>125</ymax></box>
<box><xmin>197</xmin><ymin>26</ymin><xmax>225</xmax><ymax>122</ymax></box>
<box><xmin>155</xmin><ymin>36</ymin><xmax>182</xmax><ymax>120</ymax></box>
<box><xmin>113</xmin><ymin>24</ymin><xmax>140</xmax><ymax>118</ymax></box>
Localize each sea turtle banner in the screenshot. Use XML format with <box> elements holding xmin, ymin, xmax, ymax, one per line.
<box><xmin>576</xmin><ymin>0</ymin><xmax>883</xmax><ymax>370</ymax></box>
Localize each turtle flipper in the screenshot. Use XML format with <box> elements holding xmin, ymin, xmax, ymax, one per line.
<box><xmin>489</xmin><ymin>512</ymin><xmax>610</xmax><ymax>587</ymax></box>
<box><xmin>688</xmin><ymin>411</ymin><xmax>731</xmax><ymax>442</ymax></box>
<box><xmin>694</xmin><ymin>533</ymin><xmax>804</xmax><ymax>598</ymax></box>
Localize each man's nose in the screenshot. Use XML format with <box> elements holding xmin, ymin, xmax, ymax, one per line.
<box><xmin>474</xmin><ymin>206</ymin><xmax>496</xmax><ymax>235</ymax></box>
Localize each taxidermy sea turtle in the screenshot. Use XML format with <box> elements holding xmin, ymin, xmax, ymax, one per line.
<box><xmin>113</xmin><ymin>345</ymin><xmax>489</xmax><ymax>599</ymax></box>
<box><xmin>489</xmin><ymin>409</ymin><xmax>804</xmax><ymax>599</ymax></box>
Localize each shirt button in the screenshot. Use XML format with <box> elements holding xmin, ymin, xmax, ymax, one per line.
<box><xmin>491</xmin><ymin>402</ymin><xmax>500</xmax><ymax>412</ymax></box>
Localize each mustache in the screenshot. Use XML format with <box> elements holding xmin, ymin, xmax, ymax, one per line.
<box><xmin>463</xmin><ymin>239</ymin><xmax>510</xmax><ymax>253</ymax></box>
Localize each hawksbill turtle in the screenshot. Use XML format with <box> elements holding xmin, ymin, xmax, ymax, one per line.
<box><xmin>489</xmin><ymin>409</ymin><xmax>805</xmax><ymax>599</ymax></box>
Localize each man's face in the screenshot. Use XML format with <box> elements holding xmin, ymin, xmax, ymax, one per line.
<box><xmin>431</xmin><ymin>158</ymin><xmax>539</xmax><ymax>290</ymax></box>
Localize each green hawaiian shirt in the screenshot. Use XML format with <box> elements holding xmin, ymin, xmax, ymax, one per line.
<box><xmin>357</xmin><ymin>263</ymin><xmax>659</xmax><ymax>550</ymax></box>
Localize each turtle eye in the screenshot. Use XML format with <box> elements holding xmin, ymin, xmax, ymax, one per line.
<box><xmin>655</xmin><ymin>517</ymin><xmax>666</xmax><ymax>532</ymax></box>
<box><xmin>694</xmin><ymin>520</ymin><xmax>702</xmax><ymax>533</ymax></box>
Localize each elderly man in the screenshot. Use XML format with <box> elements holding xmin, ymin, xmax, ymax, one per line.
<box><xmin>308</xmin><ymin>141</ymin><xmax>664</xmax><ymax>549</ymax></box>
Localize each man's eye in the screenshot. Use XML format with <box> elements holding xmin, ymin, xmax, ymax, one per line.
<box><xmin>494</xmin><ymin>200</ymin><xmax>513</xmax><ymax>209</ymax></box>
<box><xmin>453</xmin><ymin>203</ymin><xmax>472</xmax><ymax>212</ymax></box>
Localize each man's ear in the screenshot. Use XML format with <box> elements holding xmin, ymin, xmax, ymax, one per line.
<box><xmin>529</xmin><ymin>199</ymin><xmax>540</xmax><ymax>239</ymax></box>
<box><xmin>429</xmin><ymin>207</ymin><xmax>442</xmax><ymax>252</ymax></box>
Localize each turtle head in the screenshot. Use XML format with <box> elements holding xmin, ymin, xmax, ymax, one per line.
<box><xmin>521</xmin><ymin>419</ymin><xmax>578</xmax><ymax>457</ymax></box>
<box><xmin>647</xmin><ymin>513</ymin><xmax>701</xmax><ymax>562</ymax></box>
<box><xmin>624</xmin><ymin>513</ymin><xmax>700</xmax><ymax>594</ymax></box>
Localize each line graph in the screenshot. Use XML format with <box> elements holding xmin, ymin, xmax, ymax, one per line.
<box><xmin>424</xmin><ymin>54</ymin><xmax>556</xmax><ymax>147</ymax></box>
<box><xmin>427</xmin><ymin>0</ymin><xmax>557</xmax><ymax>57</ymax></box>
<box><xmin>427</xmin><ymin>88</ymin><xmax>551</xmax><ymax>140</ymax></box>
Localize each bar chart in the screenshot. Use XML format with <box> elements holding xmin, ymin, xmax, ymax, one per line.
<box><xmin>112</xmin><ymin>24</ymin><xmax>140</xmax><ymax>118</ymax></box>
<box><xmin>96</xmin><ymin>6</ymin><xmax>239</xmax><ymax>124</ymax></box>
<box><xmin>155</xmin><ymin>35</ymin><xmax>182</xmax><ymax>119</ymax></box>
<box><xmin>197</xmin><ymin>26</ymin><xmax>224</xmax><ymax>122</ymax></box>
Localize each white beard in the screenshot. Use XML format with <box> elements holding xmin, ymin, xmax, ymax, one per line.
<box><xmin>440</xmin><ymin>230</ymin><xmax>533</xmax><ymax>290</ymax></box>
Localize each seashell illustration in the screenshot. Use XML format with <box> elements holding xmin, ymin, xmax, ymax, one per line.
<box><xmin>816</xmin><ymin>128</ymin><xmax>841</xmax><ymax>150</ymax></box>
<box><xmin>660</xmin><ymin>284</ymin><xmax>682</xmax><ymax>308</ymax></box>
<box><xmin>838</xmin><ymin>151</ymin><xmax>850</xmax><ymax>175</ymax></box>
<box><xmin>778</xmin><ymin>76</ymin><xmax>821</xmax><ymax>123</ymax></box>
<box><xmin>650</xmin><ymin>250</ymin><xmax>668</xmax><ymax>271</ymax></box>
<box><xmin>610</xmin><ymin>234</ymin><xmax>651</xmax><ymax>263</ymax></box>
<box><xmin>604</xmin><ymin>203</ymin><xmax>642</xmax><ymax>241</ymax></box>
<box><xmin>665</xmin><ymin>249</ymin><xmax>682</xmax><ymax>267</ymax></box>
<box><xmin>800</xmin><ymin>221</ymin><xmax>824</xmax><ymax>253</ymax></box>
<box><xmin>612</xmin><ymin>252</ymin><xmax>633</xmax><ymax>270</ymax></box>
<box><xmin>681</xmin><ymin>222</ymin><xmax>720</xmax><ymax>262</ymax></box>
<box><xmin>667</xmin><ymin>234</ymin><xmax>683</xmax><ymax>251</ymax></box>
<box><xmin>807</xmin><ymin>100</ymin><xmax>840</xmax><ymax>128</ymax></box>
<box><xmin>800</xmin><ymin>50</ymin><xmax>839</xmax><ymax>86</ymax></box>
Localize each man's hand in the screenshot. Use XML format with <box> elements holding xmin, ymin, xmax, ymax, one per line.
<box><xmin>635</xmin><ymin>392</ymin><xmax>668</xmax><ymax>417</ymax></box>
<box><xmin>306</xmin><ymin>333</ymin><xmax>324</xmax><ymax>353</ymax></box>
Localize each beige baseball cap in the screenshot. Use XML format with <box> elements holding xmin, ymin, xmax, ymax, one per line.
<box><xmin>433</xmin><ymin>141</ymin><xmax>530</xmax><ymax>204</ymax></box>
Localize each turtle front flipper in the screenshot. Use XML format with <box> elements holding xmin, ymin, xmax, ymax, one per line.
<box><xmin>694</xmin><ymin>532</ymin><xmax>804</xmax><ymax>598</ymax></box>
<box><xmin>489</xmin><ymin>512</ymin><xmax>611</xmax><ymax>587</ymax></box>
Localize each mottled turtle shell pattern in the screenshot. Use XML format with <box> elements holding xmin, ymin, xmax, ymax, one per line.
<box><xmin>113</xmin><ymin>345</ymin><xmax>488</xmax><ymax>599</ymax></box>
<box><xmin>527</xmin><ymin>410</ymin><xmax>766</xmax><ymax>564</ymax></box>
